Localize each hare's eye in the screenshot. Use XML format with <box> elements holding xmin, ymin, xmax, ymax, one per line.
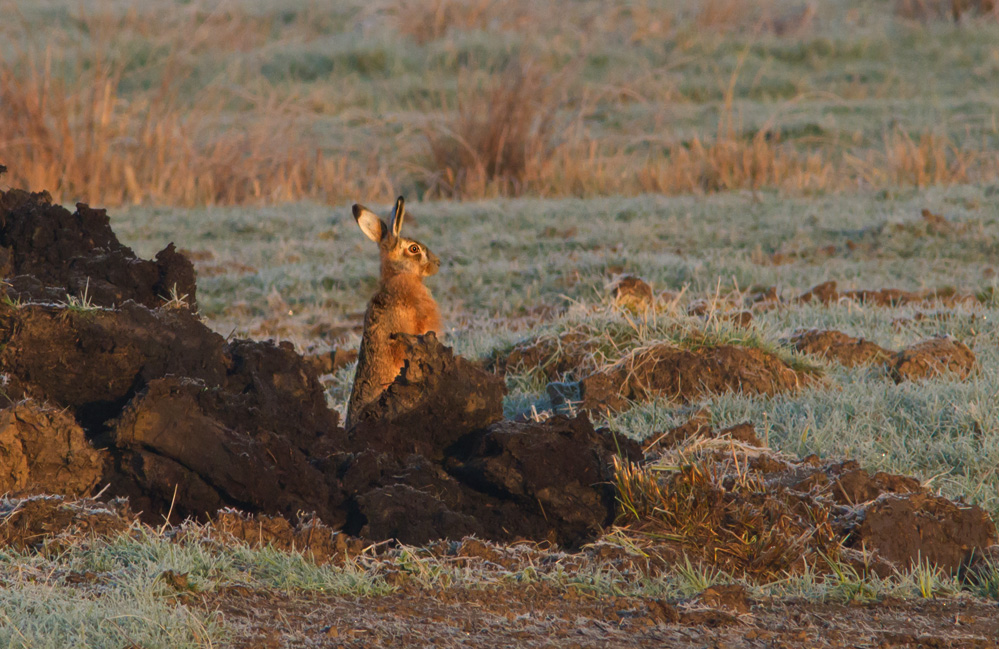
<box><xmin>408</xmin><ymin>244</ymin><xmax>420</xmax><ymax>254</ymax></box>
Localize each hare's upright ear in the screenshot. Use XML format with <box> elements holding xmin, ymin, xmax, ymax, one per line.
<box><xmin>353</xmin><ymin>204</ymin><xmax>387</xmax><ymax>243</ymax></box>
<box><xmin>390</xmin><ymin>196</ymin><xmax>405</xmax><ymax>238</ymax></box>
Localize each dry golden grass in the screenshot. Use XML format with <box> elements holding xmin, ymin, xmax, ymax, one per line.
<box><xmin>420</xmin><ymin>59</ymin><xmax>578</xmax><ymax>198</ymax></box>
<box><xmin>0</xmin><ymin>1</ymin><xmax>996</xmax><ymax>206</ymax></box>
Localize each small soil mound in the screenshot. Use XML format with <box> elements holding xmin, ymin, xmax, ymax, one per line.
<box><xmin>608</xmin><ymin>274</ymin><xmax>653</xmax><ymax>310</ymax></box>
<box><xmin>201</xmin><ymin>510</ymin><xmax>368</xmax><ymax>564</ymax></box>
<box><xmin>574</xmin><ymin>344</ymin><xmax>809</xmax><ymax>413</ymax></box>
<box><xmin>108</xmin><ymin>375</ymin><xmax>337</xmax><ymax>525</ymax></box>
<box><xmin>888</xmin><ymin>336</ymin><xmax>976</xmax><ymax>383</ymax></box>
<box><xmin>615</xmin><ymin>428</ymin><xmax>996</xmax><ymax>578</ymax></box>
<box><xmin>849</xmin><ymin>492</ymin><xmax>995</xmax><ymax>574</ymax></box>
<box><xmin>0</xmin><ymin>188</ymin><xmax>196</xmax><ymax>311</ymax></box>
<box><xmin>643</xmin><ymin>410</ymin><xmax>762</xmax><ymax>454</ymax></box>
<box><xmin>0</xmin><ymin>495</ymin><xmax>133</xmax><ymax>550</ymax></box>
<box><xmin>0</xmin><ymin>301</ymin><xmax>227</xmax><ymax>423</ymax></box>
<box><xmin>0</xmin><ymin>401</ymin><xmax>105</xmax><ymax>496</ymax></box>
<box><xmin>789</xmin><ymin>329</ymin><xmax>893</xmax><ymax>367</ymax></box>
<box><xmin>492</xmin><ymin>331</ymin><xmax>600</xmax><ymax>381</ymax></box>
<box><xmin>795</xmin><ymin>281</ymin><xmax>976</xmax><ymax>307</ymax></box>
<box><xmin>349</xmin><ymin>332</ymin><xmax>506</xmax><ymax>459</ymax></box>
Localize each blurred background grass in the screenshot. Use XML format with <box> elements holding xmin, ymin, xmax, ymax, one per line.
<box><xmin>1</xmin><ymin>0</ymin><xmax>997</xmax><ymax>205</ymax></box>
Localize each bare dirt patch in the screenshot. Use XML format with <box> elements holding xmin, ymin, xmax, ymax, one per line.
<box><xmin>202</xmin><ymin>584</ymin><xmax>999</xmax><ymax>649</ymax></box>
<box><xmin>491</xmin><ymin>331</ymin><xmax>601</xmax><ymax>381</ymax></box>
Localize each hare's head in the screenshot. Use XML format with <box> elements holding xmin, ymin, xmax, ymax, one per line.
<box><xmin>353</xmin><ymin>196</ymin><xmax>440</xmax><ymax>280</ymax></box>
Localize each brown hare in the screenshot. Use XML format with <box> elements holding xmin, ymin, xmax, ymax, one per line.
<box><xmin>346</xmin><ymin>196</ymin><xmax>441</xmax><ymax>427</ymax></box>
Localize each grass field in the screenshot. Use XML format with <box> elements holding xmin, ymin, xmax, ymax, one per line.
<box><xmin>3</xmin><ymin>0</ymin><xmax>999</xmax><ymax>646</ymax></box>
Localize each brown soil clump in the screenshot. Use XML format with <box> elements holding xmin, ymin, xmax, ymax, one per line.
<box><xmin>202</xmin><ymin>510</ymin><xmax>368</xmax><ymax>564</ymax></box>
<box><xmin>492</xmin><ymin>331</ymin><xmax>600</xmax><ymax>381</ymax></box>
<box><xmin>795</xmin><ymin>280</ymin><xmax>977</xmax><ymax>307</ymax></box>
<box><xmin>0</xmin><ymin>495</ymin><xmax>133</xmax><ymax>550</ymax></box>
<box><xmin>0</xmin><ymin>401</ymin><xmax>105</xmax><ymax>496</ymax></box>
<box><xmin>850</xmin><ymin>492</ymin><xmax>996</xmax><ymax>574</ymax></box>
<box><xmin>614</xmin><ymin>414</ymin><xmax>995</xmax><ymax>579</ymax></box>
<box><xmin>608</xmin><ymin>274</ymin><xmax>653</xmax><ymax>310</ymax></box>
<box><xmin>340</xmin><ymin>333</ymin><xmax>635</xmax><ymax>548</ymax></box>
<box><xmin>0</xmin><ymin>188</ymin><xmax>196</xmax><ymax>310</ymax></box>
<box><xmin>789</xmin><ymin>329</ymin><xmax>893</xmax><ymax>367</ymax></box>
<box><xmin>574</xmin><ymin>344</ymin><xmax>809</xmax><ymax>413</ymax></box>
<box><xmin>108</xmin><ymin>375</ymin><xmax>338</xmax><ymax>525</ymax></box>
<box><xmin>888</xmin><ymin>336</ymin><xmax>977</xmax><ymax>383</ymax></box>
<box><xmin>0</xmin><ymin>301</ymin><xmax>228</xmax><ymax>421</ymax></box>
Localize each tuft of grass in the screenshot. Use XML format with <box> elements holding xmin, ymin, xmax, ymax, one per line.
<box><xmin>420</xmin><ymin>57</ymin><xmax>576</xmax><ymax>198</ymax></box>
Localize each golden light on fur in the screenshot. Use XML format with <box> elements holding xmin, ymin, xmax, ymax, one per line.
<box><xmin>346</xmin><ymin>197</ymin><xmax>443</xmax><ymax>427</ymax></box>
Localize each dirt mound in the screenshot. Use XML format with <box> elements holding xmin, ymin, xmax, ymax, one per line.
<box><xmin>850</xmin><ymin>492</ymin><xmax>995</xmax><ymax>574</ymax></box>
<box><xmin>339</xmin><ymin>333</ymin><xmax>637</xmax><ymax>548</ymax></box>
<box><xmin>608</xmin><ymin>274</ymin><xmax>653</xmax><ymax>310</ymax></box>
<box><xmin>0</xmin><ymin>188</ymin><xmax>196</xmax><ymax>310</ymax></box>
<box><xmin>0</xmin><ymin>301</ymin><xmax>227</xmax><ymax>423</ymax></box>
<box><xmin>199</xmin><ymin>510</ymin><xmax>368</xmax><ymax>564</ymax></box>
<box><xmin>349</xmin><ymin>332</ymin><xmax>505</xmax><ymax>457</ymax></box>
<box><xmin>108</xmin><ymin>375</ymin><xmax>337</xmax><ymax>525</ymax></box>
<box><xmin>612</xmin><ymin>414</ymin><xmax>995</xmax><ymax>578</ymax></box>
<box><xmin>491</xmin><ymin>331</ymin><xmax>600</xmax><ymax>381</ymax></box>
<box><xmin>796</xmin><ymin>280</ymin><xmax>976</xmax><ymax>307</ymax></box>
<box><xmin>888</xmin><ymin>336</ymin><xmax>976</xmax><ymax>383</ymax></box>
<box><xmin>303</xmin><ymin>347</ymin><xmax>358</xmax><ymax>376</ymax></box>
<box><xmin>0</xmin><ymin>495</ymin><xmax>133</xmax><ymax>550</ymax></box>
<box><xmin>571</xmin><ymin>344</ymin><xmax>809</xmax><ymax>413</ymax></box>
<box><xmin>789</xmin><ymin>329</ymin><xmax>893</xmax><ymax>367</ymax></box>
<box><xmin>0</xmin><ymin>401</ymin><xmax>105</xmax><ymax>496</ymax></box>
<box><xmin>0</xmin><ymin>267</ymin><xmax>629</xmax><ymax>548</ymax></box>
<box><xmin>643</xmin><ymin>409</ymin><xmax>763</xmax><ymax>454</ymax></box>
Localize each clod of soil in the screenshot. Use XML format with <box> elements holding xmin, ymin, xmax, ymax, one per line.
<box><xmin>789</xmin><ymin>329</ymin><xmax>893</xmax><ymax>367</ymax></box>
<box><xmin>491</xmin><ymin>331</ymin><xmax>600</xmax><ymax>381</ymax></box>
<box><xmin>795</xmin><ymin>280</ymin><xmax>976</xmax><ymax>307</ymax></box>
<box><xmin>828</xmin><ymin>468</ymin><xmax>921</xmax><ymax>505</ymax></box>
<box><xmin>888</xmin><ymin>336</ymin><xmax>977</xmax><ymax>383</ymax></box>
<box><xmin>202</xmin><ymin>510</ymin><xmax>368</xmax><ymax>564</ymax></box>
<box><xmin>608</xmin><ymin>274</ymin><xmax>653</xmax><ymax>310</ymax></box>
<box><xmin>0</xmin><ymin>301</ymin><xmax>228</xmax><ymax>424</ymax></box>
<box><xmin>643</xmin><ymin>409</ymin><xmax>762</xmax><ymax>454</ymax></box>
<box><xmin>0</xmin><ymin>401</ymin><xmax>105</xmax><ymax>496</ymax></box>
<box><xmin>571</xmin><ymin>344</ymin><xmax>810</xmax><ymax>413</ymax></box>
<box><xmin>0</xmin><ymin>495</ymin><xmax>133</xmax><ymax>551</ymax></box>
<box><xmin>849</xmin><ymin>492</ymin><xmax>996</xmax><ymax>574</ymax></box>
<box><xmin>108</xmin><ymin>376</ymin><xmax>337</xmax><ymax>525</ymax></box>
<box><xmin>0</xmin><ymin>188</ymin><xmax>196</xmax><ymax>311</ymax></box>
<box><xmin>340</xmin><ymin>333</ymin><xmax>632</xmax><ymax>548</ymax></box>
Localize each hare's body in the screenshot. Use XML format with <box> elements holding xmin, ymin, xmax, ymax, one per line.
<box><xmin>346</xmin><ymin>198</ymin><xmax>441</xmax><ymax>427</ymax></box>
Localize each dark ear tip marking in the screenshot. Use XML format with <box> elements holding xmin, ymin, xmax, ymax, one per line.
<box><xmin>352</xmin><ymin>204</ymin><xmax>362</xmax><ymax>218</ymax></box>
